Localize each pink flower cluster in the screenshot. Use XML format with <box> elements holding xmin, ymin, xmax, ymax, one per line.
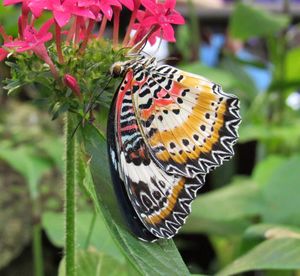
<box><xmin>0</xmin><ymin>0</ymin><xmax>184</xmax><ymax>94</ymax></box>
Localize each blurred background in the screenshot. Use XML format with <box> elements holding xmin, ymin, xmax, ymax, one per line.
<box><xmin>1</xmin><ymin>0</ymin><xmax>300</xmax><ymax>275</ymax></box>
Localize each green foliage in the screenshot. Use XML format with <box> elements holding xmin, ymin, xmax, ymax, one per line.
<box><xmin>218</xmin><ymin>238</ymin><xmax>300</xmax><ymax>275</ymax></box>
<box><xmin>43</xmin><ymin>211</ymin><xmax>124</xmax><ymax>261</ymax></box>
<box><xmin>229</xmin><ymin>3</ymin><xmax>290</xmax><ymax>40</ymax></box>
<box><xmin>58</xmin><ymin>249</ymin><xmax>133</xmax><ymax>276</ymax></box>
<box><xmin>3</xmin><ymin>41</ymin><xmax>126</xmax><ymax>120</ymax></box>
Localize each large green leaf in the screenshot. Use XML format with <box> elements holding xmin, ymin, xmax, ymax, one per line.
<box><xmin>79</xmin><ymin>124</ymin><xmax>190</xmax><ymax>276</ymax></box>
<box><xmin>58</xmin><ymin>249</ymin><xmax>133</xmax><ymax>276</ymax></box>
<box><xmin>43</xmin><ymin>211</ymin><xmax>124</xmax><ymax>262</ymax></box>
<box><xmin>261</xmin><ymin>155</ymin><xmax>300</xmax><ymax>226</ymax></box>
<box><xmin>229</xmin><ymin>3</ymin><xmax>290</xmax><ymax>40</ymax></box>
<box><xmin>217</xmin><ymin>238</ymin><xmax>300</xmax><ymax>275</ymax></box>
<box><xmin>252</xmin><ymin>155</ymin><xmax>286</xmax><ymax>187</ymax></box>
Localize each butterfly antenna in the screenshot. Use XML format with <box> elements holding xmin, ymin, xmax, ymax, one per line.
<box><xmin>153</xmin><ymin>29</ymin><xmax>163</xmax><ymax>57</ymax></box>
<box><xmin>157</xmin><ymin>56</ymin><xmax>179</xmax><ymax>63</ymax></box>
<box><xmin>129</xmin><ymin>25</ymin><xmax>159</xmax><ymax>54</ymax></box>
<box><xmin>70</xmin><ymin>76</ymin><xmax>113</xmax><ymax>139</ymax></box>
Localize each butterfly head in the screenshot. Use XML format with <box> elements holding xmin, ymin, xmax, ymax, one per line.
<box><xmin>110</xmin><ymin>61</ymin><xmax>127</xmax><ymax>78</ymax></box>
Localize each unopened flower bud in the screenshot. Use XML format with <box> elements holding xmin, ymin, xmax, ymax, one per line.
<box><xmin>64</xmin><ymin>74</ymin><xmax>82</xmax><ymax>100</ymax></box>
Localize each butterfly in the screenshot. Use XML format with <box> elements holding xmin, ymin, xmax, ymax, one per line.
<box><xmin>107</xmin><ymin>54</ymin><xmax>241</xmax><ymax>241</ymax></box>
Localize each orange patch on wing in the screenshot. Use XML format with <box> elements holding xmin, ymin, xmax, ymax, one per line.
<box><xmin>149</xmin><ymin>86</ymin><xmax>227</xmax><ymax>164</ymax></box>
<box><xmin>145</xmin><ymin>178</ymin><xmax>185</xmax><ymax>225</ymax></box>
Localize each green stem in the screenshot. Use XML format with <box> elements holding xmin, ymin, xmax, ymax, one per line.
<box><xmin>32</xmin><ymin>211</ymin><xmax>44</xmax><ymax>276</ymax></box>
<box><xmin>65</xmin><ymin>112</ymin><xmax>76</xmax><ymax>276</ymax></box>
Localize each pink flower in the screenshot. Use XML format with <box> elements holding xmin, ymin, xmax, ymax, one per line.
<box><xmin>31</xmin><ymin>0</ymin><xmax>96</xmax><ymax>27</ymax></box>
<box><xmin>134</xmin><ymin>0</ymin><xmax>184</xmax><ymax>43</ymax></box>
<box><xmin>100</xmin><ymin>0</ymin><xmax>121</xmax><ymax>20</ymax></box>
<box><xmin>4</xmin><ymin>20</ymin><xmax>54</xmax><ymax>53</ymax></box>
<box><xmin>0</xmin><ymin>48</ymin><xmax>9</xmax><ymax>61</ymax></box>
<box><xmin>118</xmin><ymin>0</ymin><xmax>134</xmax><ymax>11</ymax></box>
<box><xmin>4</xmin><ymin>0</ymin><xmax>30</xmax><ymax>12</ymax></box>
<box><xmin>64</xmin><ymin>74</ymin><xmax>82</xmax><ymax>99</ymax></box>
<box><xmin>4</xmin><ymin>0</ymin><xmax>42</xmax><ymax>17</ymax></box>
<box><xmin>3</xmin><ymin>20</ymin><xmax>58</xmax><ymax>78</ymax></box>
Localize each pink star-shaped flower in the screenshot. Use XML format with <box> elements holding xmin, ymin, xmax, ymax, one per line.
<box><xmin>4</xmin><ymin>21</ymin><xmax>53</xmax><ymax>53</ymax></box>
<box><xmin>134</xmin><ymin>0</ymin><xmax>184</xmax><ymax>43</ymax></box>
<box><xmin>30</xmin><ymin>0</ymin><xmax>96</xmax><ymax>27</ymax></box>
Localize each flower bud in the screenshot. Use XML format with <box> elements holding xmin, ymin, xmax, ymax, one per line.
<box><xmin>0</xmin><ymin>48</ymin><xmax>8</xmax><ymax>61</ymax></box>
<box><xmin>64</xmin><ymin>74</ymin><xmax>82</xmax><ymax>100</ymax></box>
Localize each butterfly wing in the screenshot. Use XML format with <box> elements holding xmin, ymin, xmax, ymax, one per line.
<box><xmin>133</xmin><ymin>64</ymin><xmax>241</xmax><ymax>178</ymax></box>
<box><xmin>108</xmin><ymin>70</ymin><xmax>205</xmax><ymax>239</ymax></box>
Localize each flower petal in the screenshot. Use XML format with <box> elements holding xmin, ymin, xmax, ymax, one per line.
<box><xmin>3</xmin><ymin>0</ymin><xmax>22</xmax><ymax>5</ymax></box>
<box><xmin>167</xmin><ymin>11</ymin><xmax>185</xmax><ymax>25</ymax></box>
<box><xmin>141</xmin><ymin>0</ymin><xmax>157</xmax><ymax>15</ymax></box>
<box><xmin>53</xmin><ymin>9</ymin><xmax>71</xmax><ymax>27</ymax></box>
<box><xmin>119</xmin><ymin>0</ymin><xmax>134</xmax><ymax>10</ymax></box>
<box><xmin>165</xmin><ymin>0</ymin><xmax>176</xmax><ymax>10</ymax></box>
<box><xmin>161</xmin><ymin>23</ymin><xmax>175</xmax><ymax>42</ymax></box>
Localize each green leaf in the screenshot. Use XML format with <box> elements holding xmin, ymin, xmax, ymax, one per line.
<box><xmin>182</xmin><ymin>216</ymin><xmax>250</xmax><ymax>236</ymax></box>
<box><xmin>189</xmin><ymin>178</ymin><xmax>263</xmax><ymax>222</ymax></box>
<box><xmin>180</xmin><ymin>63</ymin><xmax>236</xmax><ymax>91</ymax></box>
<box><xmin>261</xmin><ymin>155</ymin><xmax>300</xmax><ymax>225</ymax></box>
<box><xmin>38</xmin><ymin>137</ymin><xmax>64</xmax><ymax>170</ymax></box>
<box><xmin>252</xmin><ymin>155</ymin><xmax>286</xmax><ymax>187</ymax></box>
<box><xmin>43</xmin><ymin>211</ymin><xmax>124</xmax><ymax>262</ymax></box>
<box><xmin>0</xmin><ymin>146</ymin><xmax>52</xmax><ymax>199</ymax></box>
<box><xmin>58</xmin><ymin>249</ymin><xmax>133</xmax><ymax>276</ymax></box>
<box><xmin>229</xmin><ymin>3</ymin><xmax>290</xmax><ymax>40</ymax></box>
<box><xmin>285</xmin><ymin>47</ymin><xmax>300</xmax><ymax>84</ymax></box>
<box><xmin>79</xmin><ymin>124</ymin><xmax>190</xmax><ymax>276</ymax></box>
<box><xmin>217</xmin><ymin>238</ymin><xmax>300</xmax><ymax>275</ymax></box>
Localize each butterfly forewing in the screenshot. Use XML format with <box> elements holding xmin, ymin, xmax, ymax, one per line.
<box><xmin>134</xmin><ymin>64</ymin><xmax>241</xmax><ymax>178</ymax></box>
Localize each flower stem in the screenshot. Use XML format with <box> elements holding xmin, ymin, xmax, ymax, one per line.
<box><xmin>64</xmin><ymin>112</ymin><xmax>76</xmax><ymax>276</ymax></box>
<box><xmin>33</xmin><ymin>224</ymin><xmax>44</xmax><ymax>276</ymax></box>
<box><xmin>98</xmin><ymin>16</ymin><xmax>107</xmax><ymax>39</ymax></box>
<box><xmin>113</xmin><ymin>8</ymin><xmax>120</xmax><ymax>47</ymax></box>
<box><xmin>0</xmin><ymin>25</ymin><xmax>10</xmax><ymax>42</ymax></box>
<box><xmin>32</xmin><ymin>200</ymin><xmax>44</xmax><ymax>276</ymax></box>
<box><xmin>79</xmin><ymin>19</ymin><xmax>95</xmax><ymax>54</ymax></box>
<box><xmin>123</xmin><ymin>0</ymin><xmax>140</xmax><ymax>46</ymax></box>
<box><xmin>55</xmin><ymin>22</ymin><xmax>64</xmax><ymax>64</ymax></box>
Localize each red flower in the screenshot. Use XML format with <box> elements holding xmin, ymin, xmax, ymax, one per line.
<box><xmin>134</xmin><ymin>0</ymin><xmax>184</xmax><ymax>43</ymax></box>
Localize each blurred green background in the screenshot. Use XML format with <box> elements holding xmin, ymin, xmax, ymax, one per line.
<box><xmin>1</xmin><ymin>1</ymin><xmax>300</xmax><ymax>275</ymax></box>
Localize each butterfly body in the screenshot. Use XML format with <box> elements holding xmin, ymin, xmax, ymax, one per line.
<box><xmin>107</xmin><ymin>55</ymin><xmax>241</xmax><ymax>241</ymax></box>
